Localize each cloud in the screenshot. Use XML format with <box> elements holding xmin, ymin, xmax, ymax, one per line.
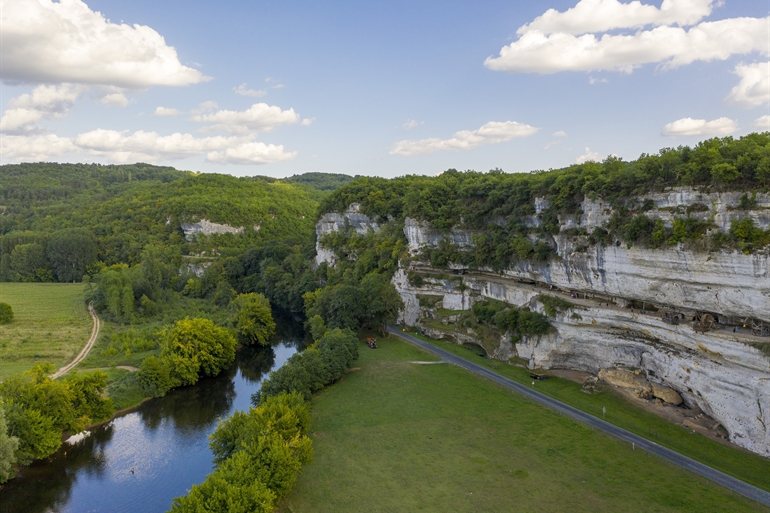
<box><xmin>207</xmin><ymin>142</ymin><xmax>296</xmax><ymax>165</ymax></box>
<box><xmin>300</xmin><ymin>118</ymin><xmax>314</xmax><ymax>126</ymax></box>
<box><xmin>589</xmin><ymin>76</ymin><xmax>608</xmax><ymax>84</ymax></box>
<box><xmin>1</xmin><ymin>0</ymin><xmax>206</xmax><ymax>88</ymax></box>
<box><xmin>544</xmin><ymin>140</ymin><xmax>562</xmax><ymax>150</ymax></box>
<box><xmin>154</xmin><ymin>106</ymin><xmax>181</xmax><ymax>116</ymax></box>
<box><xmin>99</xmin><ymin>93</ymin><xmax>129</xmax><ymax>106</ymax></box>
<box><xmin>552</xmin><ymin>130</ymin><xmax>568</xmax><ymax>137</ymax></box>
<box><xmin>192</xmin><ymin>103</ymin><xmax>301</xmax><ymax>134</ymax></box>
<box><xmin>518</xmin><ymin>0</ymin><xmax>714</xmax><ymax>36</ymax></box>
<box><xmin>0</xmin><ymin>133</ymin><xmax>77</xmax><ymax>160</ymax></box>
<box><xmin>661</xmin><ymin>116</ymin><xmax>737</xmax><ymax>136</ymax></box>
<box><xmin>0</xmin><ymin>84</ymin><xmax>85</xmax><ymax>134</ymax></box>
<box><xmin>576</xmin><ymin>147</ymin><xmax>601</xmax><ymax>163</ymax></box>
<box><xmin>390</xmin><ymin>121</ymin><xmax>539</xmax><ymax>156</ymax></box>
<box><xmin>233</xmin><ymin>83</ymin><xmax>267</xmax><ymax>97</ymax></box>
<box><xmin>2</xmin><ymin>128</ymin><xmax>296</xmax><ymax>165</ymax></box>
<box><xmin>402</xmin><ymin>119</ymin><xmax>424</xmax><ymax>130</ymax></box>
<box><xmin>724</xmin><ymin>62</ymin><xmax>769</xmax><ymax>108</ymax></box>
<box><xmin>485</xmin><ymin>16</ymin><xmax>768</xmax><ymax>74</ymax></box>
<box><xmin>753</xmin><ymin>115</ymin><xmax>770</xmax><ymax>130</ymax></box>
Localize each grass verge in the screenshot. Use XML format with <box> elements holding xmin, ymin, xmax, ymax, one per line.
<box><xmin>281</xmin><ymin>334</ymin><xmax>768</xmax><ymax>512</ymax></box>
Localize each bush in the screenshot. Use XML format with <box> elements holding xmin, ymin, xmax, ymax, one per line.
<box><xmin>252</xmin><ymin>328</ymin><xmax>358</xmax><ymax>405</ymax></box>
<box><xmin>0</xmin><ymin>303</ymin><xmax>12</xmax><ymax>324</ymax></box>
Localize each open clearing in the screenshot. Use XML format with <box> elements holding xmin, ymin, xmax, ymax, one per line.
<box><xmin>0</xmin><ymin>283</ymin><xmax>91</xmax><ymax>380</ymax></box>
<box><xmin>281</xmin><ymin>335</ymin><xmax>768</xmax><ymax>513</ymax></box>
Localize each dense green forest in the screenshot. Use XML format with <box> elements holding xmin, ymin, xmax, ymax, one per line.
<box><xmin>0</xmin><ymin>164</ymin><xmax>351</xmax><ymax>282</ymax></box>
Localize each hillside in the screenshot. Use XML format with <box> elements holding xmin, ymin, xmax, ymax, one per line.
<box><xmin>0</xmin><ymin>163</ymin><xmax>330</xmax><ymax>278</ymax></box>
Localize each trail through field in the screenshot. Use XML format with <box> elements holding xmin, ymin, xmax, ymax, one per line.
<box><xmin>52</xmin><ymin>302</ymin><xmax>100</xmax><ymax>379</ymax></box>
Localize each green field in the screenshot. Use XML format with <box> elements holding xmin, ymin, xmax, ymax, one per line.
<box><xmin>410</xmin><ymin>332</ymin><xmax>770</xmax><ymax>493</ymax></box>
<box><xmin>0</xmin><ymin>283</ymin><xmax>91</xmax><ymax>379</ymax></box>
<box><xmin>281</xmin><ymin>335</ymin><xmax>769</xmax><ymax>513</ymax></box>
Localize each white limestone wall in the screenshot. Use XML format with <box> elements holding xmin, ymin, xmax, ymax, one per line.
<box><xmin>315</xmin><ymin>203</ymin><xmax>381</xmax><ymax>265</ymax></box>
<box><xmin>404</xmin><ymin>218</ymin><xmax>770</xmax><ymax>323</ymax></box>
<box><xmin>180</xmin><ymin>219</ymin><xmax>244</xmax><ymax>241</ymax></box>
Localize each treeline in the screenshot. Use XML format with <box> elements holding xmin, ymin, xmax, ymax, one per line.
<box><xmin>170</xmin><ymin>392</ymin><xmax>313</xmax><ymax>513</ymax></box>
<box><xmin>316</xmin><ymin>133</ymin><xmax>770</xmax><ymax>268</ymax></box>
<box><xmin>320</xmin><ymin>134</ymin><xmax>770</xmax><ymax>227</ymax></box>
<box><xmin>0</xmin><ymin>365</ymin><xmax>114</xmax><ymax>483</ymax></box>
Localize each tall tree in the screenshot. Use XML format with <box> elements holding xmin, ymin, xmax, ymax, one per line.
<box><xmin>47</xmin><ymin>229</ymin><xmax>97</xmax><ymax>283</ymax></box>
<box><xmin>10</xmin><ymin>243</ymin><xmax>47</xmax><ymax>282</ymax></box>
<box><xmin>231</xmin><ymin>293</ymin><xmax>276</xmax><ymax>346</ymax></box>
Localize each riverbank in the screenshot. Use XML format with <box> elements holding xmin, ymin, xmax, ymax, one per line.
<box><xmin>281</xmin><ymin>334</ymin><xmax>769</xmax><ymax>513</ymax></box>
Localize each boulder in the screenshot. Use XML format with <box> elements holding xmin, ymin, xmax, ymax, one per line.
<box><xmin>652</xmin><ymin>383</ymin><xmax>683</xmax><ymax>405</ymax></box>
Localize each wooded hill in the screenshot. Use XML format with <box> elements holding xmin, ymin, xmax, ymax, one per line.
<box><xmin>0</xmin><ymin>163</ymin><xmax>346</xmax><ymax>282</ymax></box>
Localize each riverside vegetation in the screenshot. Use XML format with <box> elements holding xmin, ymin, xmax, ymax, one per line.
<box><xmin>1</xmin><ymin>133</ymin><xmax>769</xmax><ymax>508</ymax></box>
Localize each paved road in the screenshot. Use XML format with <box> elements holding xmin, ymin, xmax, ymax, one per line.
<box><xmin>52</xmin><ymin>302</ymin><xmax>100</xmax><ymax>379</ymax></box>
<box><xmin>386</xmin><ymin>325</ymin><xmax>770</xmax><ymax>508</ymax></box>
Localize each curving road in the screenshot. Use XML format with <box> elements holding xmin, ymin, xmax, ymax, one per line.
<box><xmin>386</xmin><ymin>325</ymin><xmax>770</xmax><ymax>508</ymax></box>
<box><xmin>52</xmin><ymin>302</ymin><xmax>100</xmax><ymax>380</ymax></box>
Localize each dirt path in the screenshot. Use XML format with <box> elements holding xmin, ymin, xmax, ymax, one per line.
<box><xmin>52</xmin><ymin>302</ymin><xmax>100</xmax><ymax>379</ymax></box>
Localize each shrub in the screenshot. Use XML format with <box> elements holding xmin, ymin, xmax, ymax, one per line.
<box><xmin>0</xmin><ymin>303</ymin><xmax>13</xmax><ymax>324</ymax></box>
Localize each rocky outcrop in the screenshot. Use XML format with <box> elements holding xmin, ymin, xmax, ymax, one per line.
<box><xmin>315</xmin><ymin>203</ymin><xmax>380</xmax><ymax>266</ymax></box>
<box><xmin>181</xmin><ymin>219</ymin><xmax>244</xmax><ymax>241</ymax></box>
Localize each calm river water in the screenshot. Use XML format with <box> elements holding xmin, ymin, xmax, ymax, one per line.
<box><xmin>0</xmin><ymin>317</ymin><xmax>304</xmax><ymax>513</ymax></box>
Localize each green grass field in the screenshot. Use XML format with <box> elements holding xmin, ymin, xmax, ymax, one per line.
<box><xmin>0</xmin><ymin>283</ymin><xmax>91</xmax><ymax>379</ymax></box>
<box><xmin>281</xmin><ymin>335</ymin><xmax>769</xmax><ymax>513</ymax></box>
<box><xmin>410</xmin><ymin>332</ymin><xmax>770</xmax><ymax>493</ymax></box>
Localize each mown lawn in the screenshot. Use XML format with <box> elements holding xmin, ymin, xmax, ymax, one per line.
<box><xmin>0</xmin><ymin>283</ymin><xmax>91</xmax><ymax>379</ymax></box>
<box><xmin>281</xmin><ymin>335</ymin><xmax>769</xmax><ymax>513</ymax></box>
<box><xmin>410</xmin><ymin>331</ymin><xmax>770</xmax><ymax>493</ymax></box>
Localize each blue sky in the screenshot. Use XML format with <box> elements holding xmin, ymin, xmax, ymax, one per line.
<box><xmin>1</xmin><ymin>0</ymin><xmax>768</xmax><ymax>177</ymax></box>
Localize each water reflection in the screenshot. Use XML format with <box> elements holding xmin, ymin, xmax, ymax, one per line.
<box><xmin>0</xmin><ymin>318</ymin><xmax>300</xmax><ymax>513</ymax></box>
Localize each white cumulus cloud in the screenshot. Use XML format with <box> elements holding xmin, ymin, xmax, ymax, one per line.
<box><xmin>207</xmin><ymin>142</ymin><xmax>296</xmax><ymax>165</ymax></box>
<box><xmin>753</xmin><ymin>115</ymin><xmax>770</xmax><ymax>130</ymax></box>
<box><xmin>154</xmin><ymin>106</ymin><xmax>181</xmax><ymax>116</ymax></box>
<box><xmin>390</xmin><ymin>121</ymin><xmax>539</xmax><ymax>156</ymax></box>
<box><xmin>233</xmin><ymin>83</ymin><xmax>267</xmax><ymax>97</ymax></box>
<box><xmin>661</xmin><ymin>117</ymin><xmax>737</xmax><ymax>136</ymax></box>
<box><xmin>486</xmin><ymin>17</ymin><xmax>768</xmax><ymax>74</ymax></box>
<box><xmin>552</xmin><ymin>130</ymin><xmax>568</xmax><ymax>137</ymax></box>
<box><xmin>0</xmin><ymin>133</ymin><xmax>77</xmax><ymax>160</ymax></box>
<box><xmin>1</xmin><ymin>129</ymin><xmax>296</xmax><ymax>165</ymax></box>
<box><xmin>576</xmin><ymin>147</ymin><xmax>601</xmax><ymax>163</ymax></box>
<box><xmin>99</xmin><ymin>93</ymin><xmax>129</xmax><ymax>107</ymax></box>
<box><xmin>725</xmin><ymin>62</ymin><xmax>770</xmax><ymax>108</ymax></box>
<box><xmin>1</xmin><ymin>0</ymin><xmax>206</xmax><ymax>88</ymax></box>
<box><xmin>518</xmin><ymin>0</ymin><xmax>713</xmax><ymax>36</ymax></box>
<box><xmin>192</xmin><ymin>103</ymin><xmax>301</xmax><ymax>134</ymax></box>
<box><xmin>0</xmin><ymin>84</ymin><xmax>85</xmax><ymax>134</ymax></box>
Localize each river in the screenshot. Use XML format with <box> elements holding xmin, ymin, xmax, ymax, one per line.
<box><xmin>0</xmin><ymin>317</ymin><xmax>304</xmax><ymax>513</ymax></box>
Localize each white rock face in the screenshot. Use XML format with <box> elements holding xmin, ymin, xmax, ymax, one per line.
<box><xmin>315</xmin><ymin>203</ymin><xmax>381</xmax><ymax>265</ymax></box>
<box><xmin>404</xmin><ymin>218</ymin><xmax>770</xmax><ymax>323</ymax></box>
<box><xmin>180</xmin><ymin>219</ymin><xmax>244</xmax><ymax>241</ymax></box>
<box><xmin>404</xmin><ymin>217</ymin><xmax>475</xmax><ymax>253</ymax></box>
<box><xmin>316</xmin><ymin>199</ymin><xmax>770</xmax><ymax>456</ymax></box>
<box><xmin>401</xmin><ymin>272</ymin><xmax>770</xmax><ymax>456</ymax></box>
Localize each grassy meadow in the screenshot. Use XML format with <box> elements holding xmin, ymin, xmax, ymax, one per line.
<box><xmin>410</xmin><ymin>332</ymin><xmax>770</xmax><ymax>493</ymax></box>
<box><xmin>281</xmin><ymin>335</ymin><xmax>769</xmax><ymax>513</ymax></box>
<box><xmin>0</xmin><ymin>283</ymin><xmax>91</xmax><ymax>379</ymax></box>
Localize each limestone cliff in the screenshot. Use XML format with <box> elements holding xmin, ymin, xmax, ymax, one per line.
<box><xmin>316</xmin><ymin>193</ymin><xmax>770</xmax><ymax>456</ymax></box>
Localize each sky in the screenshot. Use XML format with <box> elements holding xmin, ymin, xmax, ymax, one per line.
<box><xmin>0</xmin><ymin>0</ymin><xmax>768</xmax><ymax>178</ymax></box>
